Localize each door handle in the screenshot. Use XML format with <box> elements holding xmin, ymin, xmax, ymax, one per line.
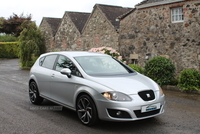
<box><xmin>51</xmin><ymin>74</ymin><xmax>55</xmax><ymax>78</ymax></box>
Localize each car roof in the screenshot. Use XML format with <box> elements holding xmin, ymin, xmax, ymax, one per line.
<box><xmin>40</xmin><ymin>51</ymin><xmax>110</xmax><ymax>58</ymax></box>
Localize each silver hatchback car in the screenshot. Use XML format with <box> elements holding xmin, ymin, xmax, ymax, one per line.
<box><xmin>29</xmin><ymin>51</ymin><xmax>165</xmax><ymax>126</ymax></box>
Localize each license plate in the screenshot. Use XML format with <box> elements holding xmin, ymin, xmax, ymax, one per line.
<box><xmin>141</xmin><ymin>103</ymin><xmax>160</xmax><ymax>113</ymax></box>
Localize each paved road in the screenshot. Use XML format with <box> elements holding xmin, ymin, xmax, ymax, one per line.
<box><xmin>0</xmin><ymin>59</ymin><xmax>200</xmax><ymax>134</ymax></box>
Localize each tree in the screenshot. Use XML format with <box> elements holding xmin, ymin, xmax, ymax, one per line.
<box><xmin>0</xmin><ymin>13</ymin><xmax>32</xmax><ymax>37</ymax></box>
<box><xmin>0</xmin><ymin>17</ymin><xmax>4</xmax><ymax>29</ymax></box>
<box><xmin>18</xmin><ymin>21</ymin><xmax>46</xmax><ymax>68</ymax></box>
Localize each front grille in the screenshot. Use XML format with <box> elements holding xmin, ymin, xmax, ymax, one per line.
<box><xmin>134</xmin><ymin>108</ymin><xmax>161</xmax><ymax>118</ymax></box>
<box><xmin>138</xmin><ymin>90</ymin><xmax>155</xmax><ymax>101</ymax></box>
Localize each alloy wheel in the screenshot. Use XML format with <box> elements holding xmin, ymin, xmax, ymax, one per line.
<box><xmin>29</xmin><ymin>81</ymin><xmax>43</xmax><ymax>105</ymax></box>
<box><xmin>29</xmin><ymin>82</ymin><xmax>37</xmax><ymax>103</ymax></box>
<box><xmin>76</xmin><ymin>95</ymin><xmax>98</xmax><ymax>126</ymax></box>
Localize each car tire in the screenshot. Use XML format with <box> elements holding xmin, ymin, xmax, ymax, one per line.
<box><xmin>29</xmin><ymin>81</ymin><xmax>43</xmax><ymax>105</ymax></box>
<box><xmin>76</xmin><ymin>94</ymin><xmax>98</xmax><ymax>126</ymax></box>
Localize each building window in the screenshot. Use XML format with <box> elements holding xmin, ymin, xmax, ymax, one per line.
<box><xmin>171</xmin><ymin>7</ymin><xmax>184</xmax><ymax>23</ymax></box>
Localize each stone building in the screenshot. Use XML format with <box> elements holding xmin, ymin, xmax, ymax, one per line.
<box><xmin>39</xmin><ymin>17</ymin><xmax>62</xmax><ymax>52</ymax></box>
<box><xmin>54</xmin><ymin>11</ymin><xmax>90</xmax><ymax>51</ymax></box>
<box><xmin>81</xmin><ymin>4</ymin><xmax>132</xmax><ymax>51</ymax></box>
<box><xmin>40</xmin><ymin>1</ymin><xmax>200</xmax><ymax>73</ymax></box>
<box><xmin>39</xmin><ymin>4</ymin><xmax>132</xmax><ymax>52</ymax></box>
<box><xmin>118</xmin><ymin>0</ymin><xmax>200</xmax><ymax>73</ymax></box>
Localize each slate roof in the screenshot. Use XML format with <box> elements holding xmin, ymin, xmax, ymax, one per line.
<box><xmin>117</xmin><ymin>0</ymin><xmax>173</xmax><ymax>20</ymax></box>
<box><xmin>136</xmin><ymin>0</ymin><xmax>187</xmax><ymax>7</ymax></box>
<box><xmin>43</xmin><ymin>17</ymin><xmax>62</xmax><ymax>36</ymax></box>
<box><xmin>116</xmin><ymin>8</ymin><xmax>136</xmax><ymax>20</ymax></box>
<box><xmin>136</xmin><ymin>0</ymin><xmax>167</xmax><ymax>6</ymax></box>
<box><xmin>96</xmin><ymin>4</ymin><xmax>133</xmax><ymax>29</ymax></box>
<box><xmin>66</xmin><ymin>12</ymin><xmax>90</xmax><ymax>33</ymax></box>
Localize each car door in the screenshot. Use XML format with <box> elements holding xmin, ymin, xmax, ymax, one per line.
<box><xmin>50</xmin><ymin>55</ymin><xmax>82</xmax><ymax>108</ymax></box>
<box><xmin>36</xmin><ymin>54</ymin><xmax>58</xmax><ymax>98</ymax></box>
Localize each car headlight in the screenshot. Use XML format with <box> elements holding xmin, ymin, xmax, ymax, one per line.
<box><xmin>102</xmin><ymin>91</ymin><xmax>132</xmax><ymax>101</ymax></box>
<box><xmin>159</xmin><ymin>86</ymin><xmax>164</xmax><ymax>96</ymax></box>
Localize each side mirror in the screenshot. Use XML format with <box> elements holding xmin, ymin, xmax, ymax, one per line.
<box><xmin>60</xmin><ymin>68</ymin><xmax>72</xmax><ymax>78</ymax></box>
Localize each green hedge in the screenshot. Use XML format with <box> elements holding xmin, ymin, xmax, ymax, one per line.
<box><xmin>0</xmin><ymin>42</ymin><xmax>19</xmax><ymax>58</ymax></box>
<box><xmin>144</xmin><ymin>56</ymin><xmax>176</xmax><ymax>86</ymax></box>
<box><xmin>0</xmin><ymin>35</ymin><xmax>17</xmax><ymax>42</ymax></box>
<box><xmin>178</xmin><ymin>69</ymin><xmax>200</xmax><ymax>91</ymax></box>
<box><xmin>128</xmin><ymin>64</ymin><xmax>144</xmax><ymax>74</ymax></box>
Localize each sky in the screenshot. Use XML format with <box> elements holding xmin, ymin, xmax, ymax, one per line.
<box><xmin>1</xmin><ymin>0</ymin><xmax>143</xmax><ymax>26</ymax></box>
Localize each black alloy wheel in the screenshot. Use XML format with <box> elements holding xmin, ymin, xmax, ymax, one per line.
<box><xmin>29</xmin><ymin>81</ymin><xmax>43</xmax><ymax>105</ymax></box>
<box><xmin>76</xmin><ymin>95</ymin><xmax>98</xmax><ymax>126</ymax></box>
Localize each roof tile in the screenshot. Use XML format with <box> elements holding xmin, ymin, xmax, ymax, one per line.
<box><xmin>136</xmin><ymin>0</ymin><xmax>171</xmax><ymax>6</ymax></box>
<box><xmin>97</xmin><ymin>4</ymin><xmax>133</xmax><ymax>28</ymax></box>
<box><xmin>45</xmin><ymin>17</ymin><xmax>62</xmax><ymax>36</ymax></box>
<box><xmin>67</xmin><ymin>12</ymin><xmax>90</xmax><ymax>33</ymax></box>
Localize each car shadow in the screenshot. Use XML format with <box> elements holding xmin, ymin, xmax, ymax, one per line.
<box><xmin>34</xmin><ymin>99</ymin><xmax>165</xmax><ymax>133</ymax></box>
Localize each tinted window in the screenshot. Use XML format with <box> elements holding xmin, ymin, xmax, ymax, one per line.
<box><xmin>56</xmin><ymin>55</ymin><xmax>82</xmax><ymax>77</ymax></box>
<box><xmin>42</xmin><ymin>55</ymin><xmax>57</xmax><ymax>69</ymax></box>
<box><xmin>55</xmin><ymin>55</ymin><xmax>72</xmax><ymax>71</ymax></box>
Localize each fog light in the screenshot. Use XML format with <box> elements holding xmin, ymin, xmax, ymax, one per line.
<box><xmin>107</xmin><ymin>109</ymin><xmax>131</xmax><ymax>118</ymax></box>
<box><xmin>116</xmin><ymin>111</ymin><xmax>122</xmax><ymax>116</ymax></box>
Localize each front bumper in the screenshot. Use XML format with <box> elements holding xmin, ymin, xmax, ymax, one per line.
<box><xmin>95</xmin><ymin>93</ymin><xmax>165</xmax><ymax>121</ymax></box>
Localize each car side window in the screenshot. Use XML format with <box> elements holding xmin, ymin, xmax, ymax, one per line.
<box><xmin>56</xmin><ymin>55</ymin><xmax>82</xmax><ymax>77</ymax></box>
<box><xmin>41</xmin><ymin>55</ymin><xmax>57</xmax><ymax>69</ymax></box>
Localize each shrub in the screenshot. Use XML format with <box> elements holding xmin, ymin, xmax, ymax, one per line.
<box><xmin>170</xmin><ymin>78</ymin><xmax>178</xmax><ymax>86</ymax></box>
<box><xmin>128</xmin><ymin>64</ymin><xmax>144</xmax><ymax>74</ymax></box>
<box><xmin>0</xmin><ymin>42</ymin><xmax>19</xmax><ymax>58</ymax></box>
<box><xmin>144</xmin><ymin>56</ymin><xmax>175</xmax><ymax>86</ymax></box>
<box><xmin>178</xmin><ymin>69</ymin><xmax>200</xmax><ymax>91</ymax></box>
<box><xmin>20</xmin><ymin>56</ymin><xmax>38</xmax><ymax>70</ymax></box>
<box><xmin>18</xmin><ymin>22</ymin><xmax>46</xmax><ymax>69</ymax></box>
<box><xmin>0</xmin><ymin>35</ymin><xmax>17</xmax><ymax>42</ymax></box>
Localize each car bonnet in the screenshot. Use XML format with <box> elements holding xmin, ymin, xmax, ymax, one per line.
<box><xmin>88</xmin><ymin>73</ymin><xmax>159</xmax><ymax>95</ymax></box>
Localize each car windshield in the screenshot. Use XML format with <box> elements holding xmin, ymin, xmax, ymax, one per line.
<box><xmin>75</xmin><ymin>56</ymin><xmax>130</xmax><ymax>76</ymax></box>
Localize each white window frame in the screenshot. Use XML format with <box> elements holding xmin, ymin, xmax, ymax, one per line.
<box><xmin>171</xmin><ymin>7</ymin><xmax>184</xmax><ymax>23</ymax></box>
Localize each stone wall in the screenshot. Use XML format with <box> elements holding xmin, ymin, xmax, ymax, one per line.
<box><xmin>81</xmin><ymin>8</ymin><xmax>119</xmax><ymax>51</ymax></box>
<box><xmin>119</xmin><ymin>0</ymin><xmax>200</xmax><ymax>73</ymax></box>
<box><xmin>47</xmin><ymin>7</ymin><xmax>119</xmax><ymax>52</ymax></box>
<box><xmin>40</xmin><ymin>19</ymin><xmax>55</xmax><ymax>52</ymax></box>
<box><xmin>54</xmin><ymin>13</ymin><xmax>82</xmax><ymax>52</ymax></box>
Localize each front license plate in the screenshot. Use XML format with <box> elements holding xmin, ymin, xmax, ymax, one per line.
<box><xmin>141</xmin><ymin>103</ymin><xmax>161</xmax><ymax>113</ymax></box>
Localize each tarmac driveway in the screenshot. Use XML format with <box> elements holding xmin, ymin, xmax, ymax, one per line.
<box><xmin>0</xmin><ymin>59</ymin><xmax>200</xmax><ymax>134</ymax></box>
